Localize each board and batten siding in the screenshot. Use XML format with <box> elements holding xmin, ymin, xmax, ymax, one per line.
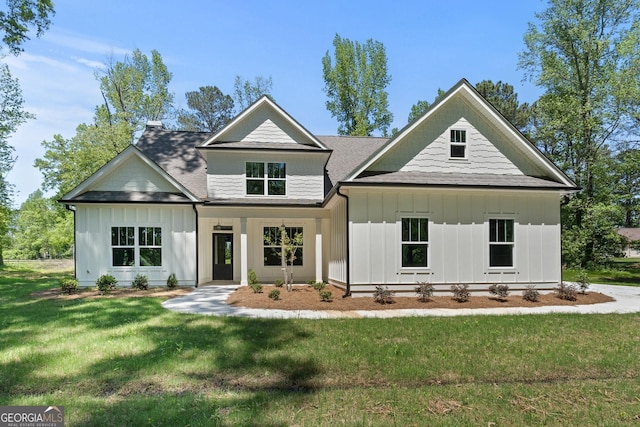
<box><xmin>346</xmin><ymin>187</ymin><xmax>561</xmax><ymax>294</ymax></box>
<box><xmin>74</xmin><ymin>204</ymin><xmax>196</xmax><ymax>286</ymax></box>
<box><xmin>206</xmin><ymin>151</ymin><xmax>325</xmax><ymax>200</ymax></box>
<box><xmin>328</xmin><ymin>196</ymin><xmax>348</xmax><ymax>285</ymax></box>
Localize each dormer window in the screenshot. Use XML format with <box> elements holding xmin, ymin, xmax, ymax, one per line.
<box><xmin>246</xmin><ymin>162</ymin><xmax>286</xmax><ymax>196</ymax></box>
<box><xmin>450</xmin><ymin>129</ymin><xmax>467</xmax><ymax>159</ymax></box>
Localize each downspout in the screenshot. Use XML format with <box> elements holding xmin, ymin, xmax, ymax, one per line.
<box><xmin>192</xmin><ymin>203</ymin><xmax>199</xmax><ymax>288</ymax></box>
<box><xmin>64</xmin><ymin>204</ymin><xmax>77</xmax><ymax>280</ymax></box>
<box><xmin>336</xmin><ymin>186</ymin><xmax>351</xmax><ymax>297</ymax></box>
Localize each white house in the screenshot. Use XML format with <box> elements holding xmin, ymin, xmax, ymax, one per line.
<box><xmin>59</xmin><ymin>79</ymin><xmax>577</xmax><ymax>295</ymax></box>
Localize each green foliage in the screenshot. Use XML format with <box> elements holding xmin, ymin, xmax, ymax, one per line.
<box><xmin>488</xmin><ymin>284</ymin><xmax>510</xmax><ymax>300</ymax></box>
<box><xmin>268</xmin><ymin>289</ymin><xmax>280</xmax><ymax>300</ymax></box>
<box><xmin>574</xmin><ymin>269</ymin><xmax>591</xmax><ymax>294</ymax></box>
<box><xmin>414</xmin><ymin>281</ymin><xmax>434</xmax><ymax>302</ymax></box>
<box><xmin>475</xmin><ymin>80</ymin><xmax>532</xmax><ymax>133</ymax></box>
<box><xmin>177</xmin><ymin>85</ymin><xmax>234</xmax><ymax>132</ymax></box>
<box><xmin>233</xmin><ymin>75</ymin><xmax>273</xmax><ymax>110</ymax></box>
<box><xmin>522</xmin><ymin>285</ymin><xmax>540</xmax><ymax>302</ymax></box>
<box><xmin>556</xmin><ymin>282</ymin><xmax>578</xmax><ymax>301</ymax></box>
<box><xmin>132</xmin><ymin>273</ymin><xmax>149</xmax><ymax>290</ymax></box>
<box><xmin>319</xmin><ymin>290</ymin><xmax>332</xmax><ymax>302</ymax></box>
<box><xmin>96</xmin><ymin>274</ymin><xmax>117</xmax><ymax>293</ymax></box>
<box><xmin>166</xmin><ymin>273</ymin><xmax>178</xmax><ymax>289</ymax></box>
<box><xmin>59</xmin><ymin>278</ymin><xmax>78</xmax><ymax>294</ymax></box>
<box><xmin>248</xmin><ymin>269</ymin><xmax>258</xmax><ymax>286</ymax></box>
<box><xmin>312</xmin><ymin>281</ymin><xmax>326</xmax><ymax>292</ymax></box>
<box><xmin>0</xmin><ymin>0</ymin><xmax>55</xmax><ymax>54</ymax></box>
<box><xmin>322</xmin><ymin>33</ymin><xmax>393</xmax><ymax>136</ymax></box>
<box><xmin>372</xmin><ymin>285</ymin><xmax>394</xmax><ymax>304</ymax></box>
<box><xmin>450</xmin><ymin>284</ymin><xmax>470</xmax><ymax>303</ymax></box>
<box><xmin>273</xmin><ymin>279</ymin><xmax>284</xmax><ymax>288</ymax></box>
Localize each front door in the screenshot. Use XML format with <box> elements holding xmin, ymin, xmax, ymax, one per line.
<box><xmin>213</xmin><ymin>233</ymin><xmax>233</xmax><ymax>280</ymax></box>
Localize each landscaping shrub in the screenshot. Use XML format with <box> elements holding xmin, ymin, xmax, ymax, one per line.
<box><xmin>132</xmin><ymin>273</ymin><xmax>149</xmax><ymax>290</ymax></box>
<box><xmin>167</xmin><ymin>273</ymin><xmax>178</xmax><ymax>288</ymax></box>
<box><xmin>268</xmin><ymin>289</ymin><xmax>280</xmax><ymax>300</ymax></box>
<box><xmin>450</xmin><ymin>283</ymin><xmax>470</xmax><ymax>302</ymax></box>
<box><xmin>274</xmin><ymin>279</ymin><xmax>284</xmax><ymax>288</ymax></box>
<box><xmin>414</xmin><ymin>281</ymin><xmax>434</xmax><ymax>302</ymax></box>
<box><xmin>373</xmin><ymin>285</ymin><xmax>394</xmax><ymax>304</ymax></box>
<box><xmin>522</xmin><ymin>285</ymin><xmax>540</xmax><ymax>302</ymax></box>
<box><xmin>249</xmin><ymin>283</ymin><xmax>263</xmax><ymax>294</ymax></box>
<box><xmin>96</xmin><ymin>274</ymin><xmax>117</xmax><ymax>293</ymax></box>
<box><xmin>575</xmin><ymin>269</ymin><xmax>590</xmax><ymax>294</ymax></box>
<box><xmin>556</xmin><ymin>282</ymin><xmax>578</xmax><ymax>301</ymax></box>
<box><xmin>488</xmin><ymin>283</ymin><xmax>510</xmax><ymax>299</ymax></box>
<box><xmin>312</xmin><ymin>281</ymin><xmax>326</xmax><ymax>291</ymax></box>
<box><xmin>248</xmin><ymin>269</ymin><xmax>259</xmax><ymax>286</ymax></box>
<box><xmin>60</xmin><ymin>278</ymin><xmax>79</xmax><ymax>294</ymax></box>
<box><xmin>319</xmin><ymin>290</ymin><xmax>332</xmax><ymax>302</ymax></box>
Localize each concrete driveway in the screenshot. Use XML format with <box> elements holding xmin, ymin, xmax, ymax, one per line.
<box><xmin>161</xmin><ymin>283</ymin><xmax>640</xmax><ymax>319</ymax></box>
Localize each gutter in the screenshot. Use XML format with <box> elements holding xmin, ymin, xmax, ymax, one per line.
<box><xmin>192</xmin><ymin>203</ymin><xmax>199</xmax><ymax>287</ymax></box>
<box><xmin>336</xmin><ymin>185</ymin><xmax>351</xmax><ymax>297</ymax></box>
<box><xmin>64</xmin><ymin>204</ymin><xmax>77</xmax><ymax>281</ymax></box>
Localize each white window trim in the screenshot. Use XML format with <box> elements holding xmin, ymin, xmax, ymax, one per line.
<box><xmin>110</xmin><ymin>225</ymin><xmax>163</xmax><ymax>268</ymax></box>
<box><xmin>487</xmin><ymin>217</ymin><xmax>516</xmax><ymax>270</ymax></box>
<box><xmin>448</xmin><ymin>128</ymin><xmax>469</xmax><ymax>160</ymax></box>
<box><xmin>398</xmin><ymin>215</ymin><xmax>431</xmax><ymax>271</ymax></box>
<box><xmin>245</xmin><ymin>161</ymin><xmax>287</xmax><ymax>197</ymax></box>
<box><xmin>261</xmin><ymin>223</ymin><xmax>304</xmax><ymax>268</ymax></box>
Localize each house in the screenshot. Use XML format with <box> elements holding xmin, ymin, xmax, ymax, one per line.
<box><xmin>617</xmin><ymin>228</ymin><xmax>640</xmax><ymax>258</ymax></box>
<box><xmin>59</xmin><ymin>79</ymin><xmax>578</xmax><ymax>296</ymax></box>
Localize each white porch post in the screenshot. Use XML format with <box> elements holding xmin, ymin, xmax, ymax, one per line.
<box><xmin>315</xmin><ymin>218</ymin><xmax>323</xmax><ymax>283</ymax></box>
<box><xmin>240</xmin><ymin>217</ymin><xmax>248</xmax><ymax>285</ymax></box>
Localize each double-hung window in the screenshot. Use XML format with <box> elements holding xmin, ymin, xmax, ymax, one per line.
<box><xmin>263</xmin><ymin>226</ymin><xmax>303</xmax><ymax>266</ymax></box>
<box><xmin>246</xmin><ymin>162</ymin><xmax>286</xmax><ymax>196</ymax></box>
<box><xmin>450</xmin><ymin>129</ymin><xmax>467</xmax><ymax>159</ymax></box>
<box><xmin>111</xmin><ymin>226</ymin><xmax>162</xmax><ymax>267</ymax></box>
<box><xmin>489</xmin><ymin>219</ymin><xmax>514</xmax><ymax>267</ymax></box>
<box><xmin>401</xmin><ymin>218</ymin><xmax>429</xmax><ymax>268</ymax></box>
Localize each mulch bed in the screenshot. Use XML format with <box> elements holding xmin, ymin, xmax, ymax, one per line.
<box><xmin>227</xmin><ymin>284</ymin><xmax>614</xmax><ymax>311</ymax></box>
<box><xmin>32</xmin><ymin>287</ymin><xmax>193</xmax><ymax>300</ymax></box>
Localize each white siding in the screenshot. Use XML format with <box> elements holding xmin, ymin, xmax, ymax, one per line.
<box><xmin>222</xmin><ymin>108</ymin><xmax>315</xmax><ymax>145</ymax></box>
<box><xmin>206</xmin><ymin>151</ymin><xmax>325</xmax><ymax>200</ymax></box>
<box><xmin>91</xmin><ymin>156</ymin><xmax>178</xmax><ymax>193</ymax></box>
<box><xmin>346</xmin><ymin>187</ymin><xmax>561</xmax><ymax>294</ymax></box>
<box><xmin>328</xmin><ymin>197</ymin><xmax>348</xmax><ymax>285</ymax></box>
<box><xmin>74</xmin><ymin>204</ymin><xmax>196</xmax><ymax>287</ymax></box>
<box><xmin>243</xmin><ymin>119</ymin><xmax>297</xmax><ymax>144</ymax></box>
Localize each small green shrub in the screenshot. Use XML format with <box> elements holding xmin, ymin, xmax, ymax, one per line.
<box><xmin>268</xmin><ymin>289</ymin><xmax>280</xmax><ymax>300</ymax></box>
<box><xmin>522</xmin><ymin>285</ymin><xmax>540</xmax><ymax>302</ymax></box>
<box><xmin>373</xmin><ymin>285</ymin><xmax>394</xmax><ymax>304</ymax></box>
<box><xmin>248</xmin><ymin>269</ymin><xmax>259</xmax><ymax>286</ymax></box>
<box><xmin>488</xmin><ymin>283</ymin><xmax>510</xmax><ymax>299</ymax></box>
<box><xmin>96</xmin><ymin>274</ymin><xmax>117</xmax><ymax>293</ymax></box>
<box><xmin>274</xmin><ymin>279</ymin><xmax>284</xmax><ymax>288</ymax></box>
<box><xmin>451</xmin><ymin>284</ymin><xmax>470</xmax><ymax>303</ymax></box>
<box><xmin>249</xmin><ymin>283</ymin><xmax>263</xmax><ymax>294</ymax></box>
<box><xmin>132</xmin><ymin>273</ymin><xmax>149</xmax><ymax>290</ymax></box>
<box><xmin>415</xmin><ymin>281</ymin><xmax>434</xmax><ymax>302</ymax></box>
<box><xmin>306</xmin><ymin>280</ymin><xmax>315</xmax><ymax>285</ymax></box>
<box><xmin>167</xmin><ymin>273</ymin><xmax>178</xmax><ymax>289</ymax></box>
<box><xmin>556</xmin><ymin>282</ymin><xmax>577</xmax><ymax>301</ymax></box>
<box><xmin>60</xmin><ymin>278</ymin><xmax>79</xmax><ymax>294</ymax></box>
<box><xmin>312</xmin><ymin>281</ymin><xmax>326</xmax><ymax>291</ymax></box>
<box><xmin>575</xmin><ymin>269</ymin><xmax>590</xmax><ymax>294</ymax></box>
<box><xmin>319</xmin><ymin>290</ymin><xmax>332</xmax><ymax>302</ymax></box>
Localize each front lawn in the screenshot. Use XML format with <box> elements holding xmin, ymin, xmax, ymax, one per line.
<box><xmin>563</xmin><ymin>258</ymin><xmax>640</xmax><ymax>286</ymax></box>
<box><xmin>2</xmin><ymin>262</ymin><xmax>640</xmax><ymax>426</ymax></box>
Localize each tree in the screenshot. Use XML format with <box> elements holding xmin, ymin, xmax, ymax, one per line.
<box><xmin>322</xmin><ymin>34</ymin><xmax>393</xmax><ymax>136</ymax></box>
<box><xmin>520</xmin><ymin>0</ymin><xmax>640</xmax><ymax>266</ymax></box>
<box><xmin>0</xmin><ymin>0</ymin><xmax>54</xmax><ymax>54</ymax></box>
<box><xmin>177</xmin><ymin>86</ymin><xmax>234</xmax><ymax>132</ymax></box>
<box><xmin>475</xmin><ymin>80</ymin><xmax>531</xmax><ymax>133</ymax></box>
<box><xmin>233</xmin><ymin>75</ymin><xmax>272</xmax><ymax>111</ymax></box>
<box><xmin>98</xmin><ymin>49</ymin><xmax>174</xmax><ymax>141</ymax></box>
<box><xmin>612</xmin><ymin>148</ymin><xmax>640</xmax><ymax>227</ymax></box>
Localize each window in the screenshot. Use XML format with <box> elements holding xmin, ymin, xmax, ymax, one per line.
<box><xmin>401</xmin><ymin>218</ymin><xmax>429</xmax><ymax>268</ymax></box>
<box><xmin>246</xmin><ymin>162</ymin><xmax>286</xmax><ymax>195</ymax></box>
<box><xmin>450</xmin><ymin>129</ymin><xmax>467</xmax><ymax>158</ymax></box>
<box><xmin>111</xmin><ymin>226</ymin><xmax>162</xmax><ymax>267</ymax></box>
<box><xmin>263</xmin><ymin>226</ymin><xmax>303</xmax><ymax>266</ymax></box>
<box><xmin>111</xmin><ymin>227</ymin><xmax>135</xmax><ymax>266</ymax></box>
<box><xmin>139</xmin><ymin>227</ymin><xmax>162</xmax><ymax>266</ymax></box>
<box><xmin>489</xmin><ymin>219</ymin><xmax>514</xmax><ymax>267</ymax></box>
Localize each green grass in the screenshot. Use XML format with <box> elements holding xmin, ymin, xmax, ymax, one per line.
<box><xmin>2</xmin><ymin>261</ymin><xmax>640</xmax><ymax>426</ymax></box>
<box><xmin>563</xmin><ymin>258</ymin><xmax>640</xmax><ymax>286</ymax></box>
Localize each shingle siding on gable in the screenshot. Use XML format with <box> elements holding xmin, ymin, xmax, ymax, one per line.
<box><xmin>94</xmin><ymin>156</ymin><xmax>178</xmax><ymax>193</ymax></box>
<box><xmin>242</xmin><ymin>119</ymin><xmax>297</xmax><ymax>144</ymax></box>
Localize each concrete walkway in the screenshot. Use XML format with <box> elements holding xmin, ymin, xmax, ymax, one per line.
<box><xmin>161</xmin><ymin>283</ymin><xmax>640</xmax><ymax>319</ymax></box>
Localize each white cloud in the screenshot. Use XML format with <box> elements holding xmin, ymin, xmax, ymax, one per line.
<box><xmin>45</xmin><ymin>30</ymin><xmax>130</xmax><ymax>56</ymax></box>
<box><xmin>73</xmin><ymin>56</ymin><xmax>105</xmax><ymax>69</ymax></box>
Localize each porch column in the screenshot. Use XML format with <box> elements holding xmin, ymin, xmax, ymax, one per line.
<box><xmin>315</xmin><ymin>218</ymin><xmax>323</xmax><ymax>283</ymax></box>
<box><xmin>240</xmin><ymin>217</ymin><xmax>248</xmax><ymax>285</ymax></box>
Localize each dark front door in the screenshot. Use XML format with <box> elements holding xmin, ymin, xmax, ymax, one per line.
<box><xmin>213</xmin><ymin>233</ymin><xmax>233</xmax><ymax>280</ymax></box>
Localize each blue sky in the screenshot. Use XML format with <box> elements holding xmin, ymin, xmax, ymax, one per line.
<box><xmin>5</xmin><ymin>0</ymin><xmax>546</xmax><ymax>205</ymax></box>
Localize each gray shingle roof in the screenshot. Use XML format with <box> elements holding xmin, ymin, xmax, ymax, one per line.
<box><xmin>201</xmin><ymin>141</ymin><xmax>327</xmax><ymax>151</ymax></box>
<box><xmin>318</xmin><ymin>135</ymin><xmax>389</xmax><ymax>187</ymax></box>
<box><xmin>68</xmin><ymin>191</ymin><xmax>192</xmax><ymax>203</ymax></box>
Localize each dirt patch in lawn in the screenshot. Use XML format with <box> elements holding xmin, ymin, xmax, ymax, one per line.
<box><xmin>32</xmin><ymin>287</ymin><xmax>193</xmax><ymax>300</ymax></box>
<box><xmin>227</xmin><ymin>285</ymin><xmax>614</xmax><ymax>311</ymax></box>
